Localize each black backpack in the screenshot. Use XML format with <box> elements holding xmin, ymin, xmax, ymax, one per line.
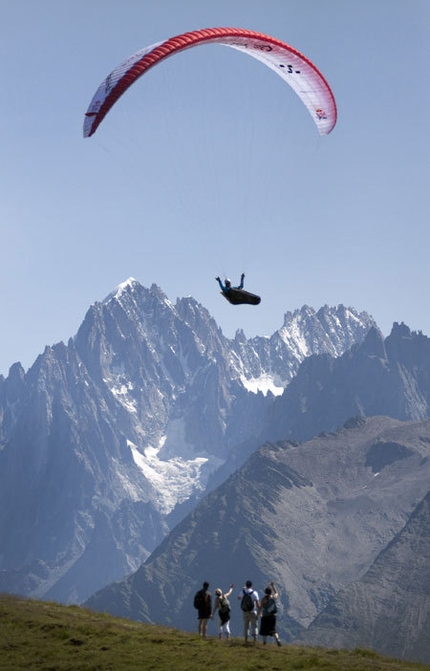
<box><xmin>241</xmin><ymin>591</ymin><xmax>254</xmax><ymax>612</ymax></box>
<box><xmin>194</xmin><ymin>589</ymin><xmax>205</xmax><ymax>610</ymax></box>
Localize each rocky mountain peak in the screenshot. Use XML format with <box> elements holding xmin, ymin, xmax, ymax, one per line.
<box><xmin>0</xmin><ymin>279</ymin><xmax>389</xmax><ymax>608</ymax></box>
<box><xmin>360</xmin><ymin>325</ymin><xmax>386</xmax><ymax>358</ymax></box>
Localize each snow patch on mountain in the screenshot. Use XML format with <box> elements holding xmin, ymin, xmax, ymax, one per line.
<box><xmin>241</xmin><ymin>373</ymin><xmax>284</xmax><ymax>396</ymax></box>
<box><xmin>110</xmin><ymin>380</ymin><xmax>137</xmax><ymax>413</ymax></box>
<box><xmin>129</xmin><ymin>439</ymin><xmax>210</xmax><ymax>514</ymax></box>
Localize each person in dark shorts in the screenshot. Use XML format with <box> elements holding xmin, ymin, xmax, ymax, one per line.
<box><xmin>193</xmin><ymin>581</ymin><xmax>212</xmax><ymax>638</ymax></box>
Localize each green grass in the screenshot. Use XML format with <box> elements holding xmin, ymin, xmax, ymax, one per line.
<box><xmin>0</xmin><ymin>594</ymin><xmax>428</xmax><ymax>671</ymax></box>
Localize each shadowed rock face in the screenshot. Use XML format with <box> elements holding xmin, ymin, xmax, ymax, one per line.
<box><xmin>365</xmin><ymin>441</ymin><xmax>414</xmax><ymax>473</ymax></box>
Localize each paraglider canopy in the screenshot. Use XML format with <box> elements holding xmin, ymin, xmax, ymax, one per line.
<box><xmin>84</xmin><ymin>27</ymin><xmax>337</xmax><ymax>138</ymax></box>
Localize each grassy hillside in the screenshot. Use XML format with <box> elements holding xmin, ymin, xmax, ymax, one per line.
<box><xmin>0</xmin><ymin>594</ymin><xmax>428</xmax><ymax>671</ymax></box>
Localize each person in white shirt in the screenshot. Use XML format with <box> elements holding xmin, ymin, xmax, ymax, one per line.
<box><xmin>238</xmin><ymin>579</ymin><xmax>260</xmax><ymax>644</ymax></box>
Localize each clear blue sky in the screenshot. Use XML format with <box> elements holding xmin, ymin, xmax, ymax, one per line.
<box><xmin>1</xmin><ymin>1</ymin><xmax>429</xmax><ymax>376</ymax></box>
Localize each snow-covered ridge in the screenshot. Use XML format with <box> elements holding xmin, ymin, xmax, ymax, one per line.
<box><xmin>103</xmin><ymin>277</ymin><xmax>140</xmax><ymax>304</ymax></box>
<box><xmin>89</xmin><ymin>281</ymin><xmax>377</xmax><ymax>518</ymax></box>
<box><xmin>234</xmin><ymin>304</ymin><xmax>376</xmax><ymax>394</ymax></box>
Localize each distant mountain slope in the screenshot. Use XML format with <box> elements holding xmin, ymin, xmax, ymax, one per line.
<box><xmin>0</xmin><ymin>279</ymin><xmax>374</xmax><ymax>604</ymax></box>
<box><xmin>260</xmin><ymin>322</ymin><xmax>430</xmax><ymax>445</ymax></box>
<box><xmin>296</xmin><ymin>489</ymin><xmax>430</xmax><ymax>664</ymax></box>
<box><xmin>85</xmin><ymin>416</ymin><xmax>430</xmax><ymax>651</ymax></box>
<box><xmin>231</xmin><ymin>303</ymin><xmax>376</xmax><ymax>393</ymax></box>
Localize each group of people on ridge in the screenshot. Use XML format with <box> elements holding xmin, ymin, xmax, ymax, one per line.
<box><xmin>193</xmin><ymin>579</ymin><xmax>282</xmax><ymax>646</ymax></box>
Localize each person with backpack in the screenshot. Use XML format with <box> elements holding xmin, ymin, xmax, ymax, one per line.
<box><xmin>238</xmin><ymin>580</ymin><xmax>260</xmax><ymax>644</ymax></box>
<box><xmin>193</xmin><ymin>581</ymin><xmax>212</xmax><ymax>638</ymax></box>
<box><xmin>259</xmin><ymin>582</ymin><xmax>282</xmax><ymax>646</ymax></box>
<box><xmin>212</xmin><ymin>583</ymin><xmax>234</xmax><ymax>640</ymax></box>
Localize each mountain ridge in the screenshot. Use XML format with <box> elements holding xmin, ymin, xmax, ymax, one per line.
<box><xmin>2</xmin><ymin>278</ymin><xmax>430</xmax><ymax>661</ymax></box>
<box><xmin>0</xmin><ymin>279</ymin><xmax>376</xmax><ymax>604</ymax></box>
<box><xmin>85</xmin><ymin>414</ymin><xmax>430</xmax><ymax>655</ymax></box>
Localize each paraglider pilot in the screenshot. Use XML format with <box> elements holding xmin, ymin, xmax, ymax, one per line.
<box><xmin>216</xmin><ymin>274</ymin><xmax>245</xmax><ymax>295</ymax></box>
<box><xmin>216</xmin><ymin>273</ymin><xmax>261</xmax><ymax>306</ymax></box>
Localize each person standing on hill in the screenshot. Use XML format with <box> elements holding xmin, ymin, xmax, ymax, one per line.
<box><xmin>193</xmin><ymin>581</ymin><xmax>212</xmax><ymax>638</ymax></box>
<box><xmin>212</xmin><ymin>583</ymin><xmax>234</xmax><ymax>640</ymax></box>
<box><xmin>259</xmin><ymin>582</ymin><xmax>282</xmax><ymax>646</ymax></box>
<box><xmin>238</xmin><ymin>580</ymin><xmax>260</xmax><ymax>644</ymax></box>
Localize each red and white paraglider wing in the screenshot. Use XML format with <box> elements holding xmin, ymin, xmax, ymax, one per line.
<box><xmin>217</xmin><ymin>33</ymin><xmax>337</xmax><ymax>136</ymax></box>
<box><xmin>83</xmin><ymin>28</ymin><xmax>336</xmax><ymax>138</ymax></box>
<box><xmin>83</xmin><ymin>41</ymin><xmax>163</xmax><ymax>138</ymax></box>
